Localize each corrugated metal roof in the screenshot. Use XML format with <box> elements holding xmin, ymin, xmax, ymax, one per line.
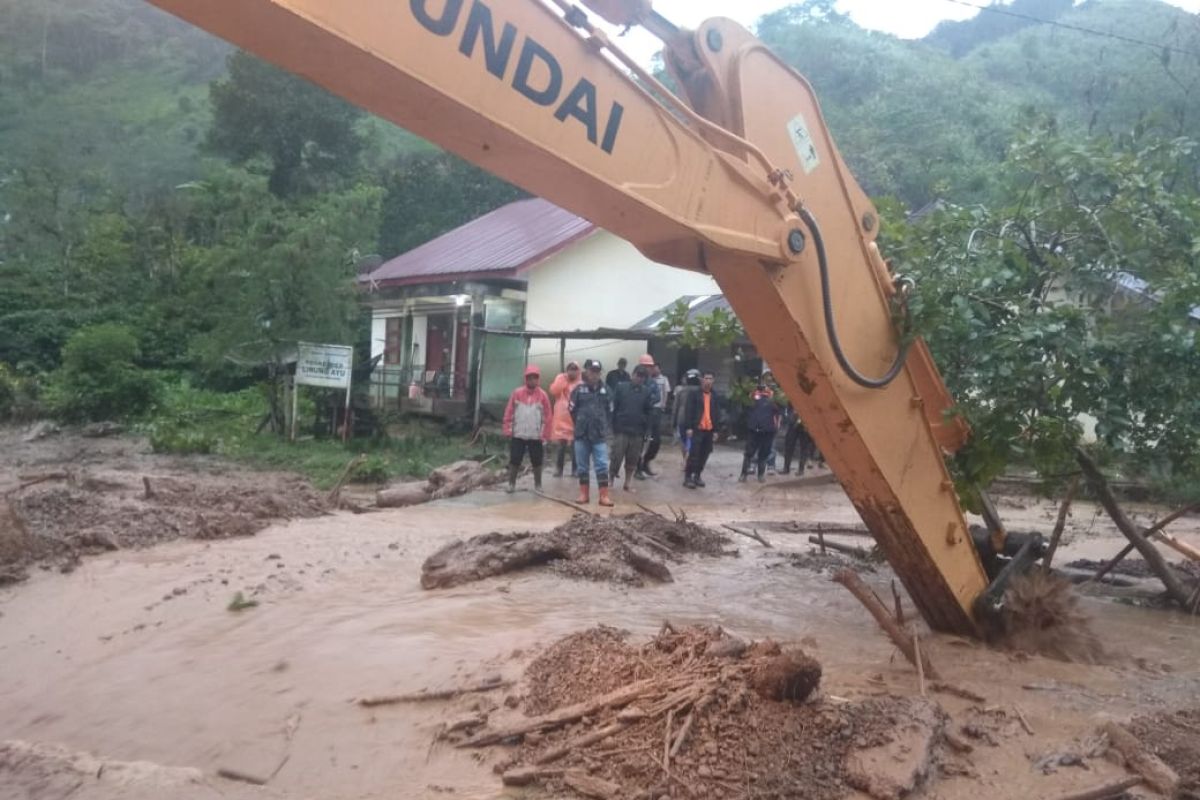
<box><xmin>631</xmin><ymin>294</ymin><xmax>731</xmax><ymax>331</ymax></box>
<box><xmin>361</xmin><ymin>197</ymin><xmax>596</xmax><ymax>288</ymax></box>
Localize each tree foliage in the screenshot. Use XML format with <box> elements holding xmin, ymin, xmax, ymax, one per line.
<box><xmin>207</xmin><ymin>52</ymin><xmax>365</xmax><ymax>197</ymax></box>
<box><xmin>885</xmin><ymin>121</ymin><xmax>1200</xmax><ymax>507</ymax></box>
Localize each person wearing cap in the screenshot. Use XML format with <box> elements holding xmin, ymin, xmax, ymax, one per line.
<box><xmin>569</xmin><ymin>359</ymin><xmax>614</xmax><ymax>506</ymax></box>
<box><xmin>549</xmin><ymin>360</ymin><xmax>582</xmax><ymax>478</ymax></box>
<box><xmin>502</xmin><ymin>365</ymin><xmax>553</xmax><ymax>493</ymax></box>
<box><xmin>635</xmin><ymin>354</ymin><xmax>669</xmax><ymax>479</ymax></box>
<box><xmin>673</xmin><ymin>368</ymin><xmax>701</xmax><ymax>461</ymax></box>
<box><xmin>610</xmin><ymin>364</ymin><xmax>654</xmax><ymax>493</ymax></box>
<box><xmin>739</xmin><ymin>380</ymin><xmax>780</xmax><ymax>483</ymax></box>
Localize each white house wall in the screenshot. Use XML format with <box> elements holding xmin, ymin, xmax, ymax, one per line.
<box><xmin>522</xmin><ymin>231</ymin><xmax>718</xmax><ymax>377</ymax></box>
<box><xmin>369</xmin><ymin>315</ymin><xmax>387</xmax><ymax>361</ymax></box>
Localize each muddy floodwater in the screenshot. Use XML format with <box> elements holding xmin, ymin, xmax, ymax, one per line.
<box><xmin>2</xmin><ymin>445</ymin><xmax>1199</xmax><ymax>799</ymax></box>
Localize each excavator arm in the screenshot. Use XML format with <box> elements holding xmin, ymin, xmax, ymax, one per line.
<box><xmin>145</xmin><ymin>0</ymin><xmax>991</xmax><ymax>635</ymax></box>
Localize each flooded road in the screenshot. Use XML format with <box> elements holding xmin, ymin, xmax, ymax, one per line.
<box><xmin>2</xmin><ymin>448</ymin><xmax>1198</xmax><ymax>799</ymax></box>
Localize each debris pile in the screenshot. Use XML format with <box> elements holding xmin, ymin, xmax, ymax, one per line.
<box><xmin>2</xmin><ymin>473</ymin><xmax>328</xmax><ymax>584</ymax></box>
<box><xmin>376</xmin><ymin>459</ymin><xmax>498</xmax><ymax>508</ymax></box>
<box><xmin>421</xmin><ymin>512</ymin><xmax>730</xmax><ymax>590</ymax></box>
<box><xmin>449</xmin><ymin>625</ymin><xmax>946</xmax><ymax>800</ymax></box>
<box><xmin>1127</xmin><ymin>708</ymin><xmax>1200</xmax><ymax>797</ymax></box>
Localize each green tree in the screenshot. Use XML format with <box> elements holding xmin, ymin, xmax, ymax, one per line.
<box><xmin>885</xmin><ymin>121</ymin><xmax>1200</xmax><ymax>508</ymax></box>
<box><xmin>43</xmin><ymin>323</ymin><xmax>158</xmax><ymax>421</ymax></box>
<box><xmin>207</xmin><ymin>51</ymin><xmax>365</xmax><ymax>196</ymax></box>
<box><xmin>377</xmin><ymin>152</ymin><xmax>525</xmax><ymax>258</ymax></box>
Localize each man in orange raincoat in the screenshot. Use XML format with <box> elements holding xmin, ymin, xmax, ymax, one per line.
<box><xmin>502</xmin><ymin>365</ymin><xmax>553</xmax><ymax>493</ymax></box>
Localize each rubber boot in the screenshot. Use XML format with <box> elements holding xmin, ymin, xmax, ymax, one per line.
<box><xmin>505</xmin><ymin>464</ymin><xmax>518</xmax><ymax>494</ymax></box>
<box><xmin>554</xmin><ymin>444</ymin><xmax>565</xmax><ymax>478</ymax></box>
<box><xmin>598</xmin><ymin>486</ymin><xmax>614</xmax><ymax>507</ymax></box>
<box><xmin>577</xmin><ymin>483</ymin><xmax>590</xmax><ymax>504</ymax></box>
<box><xmin>533</xmin><ymin>468</ymin><xmax>543</xmax><ymax>492</ymax></box>
<box><xmin>757</xmin><ymin>463</ymin><xmax>767</xmax><ymax>483</ymax></box>
<box><xmin>684</xmin><ymin>474</ymin><xmax>696</xmax><ymax>489</ymax></box>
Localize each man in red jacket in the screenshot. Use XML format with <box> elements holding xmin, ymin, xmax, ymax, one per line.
<box><xmin>502</xmin><ymin>365</ymin><xmax>553</xmax><ymax>493</ymax></box>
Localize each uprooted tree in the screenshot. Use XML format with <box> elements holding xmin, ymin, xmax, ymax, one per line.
<box><xmin>885</xmin><ymin>119</ymin><xmax>1200</xmax><ymax>605</ymax></box>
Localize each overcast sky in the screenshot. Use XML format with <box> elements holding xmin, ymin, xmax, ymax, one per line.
<box><xmin>601</xmin><ymin>0</ymin><xmax>1200</xmax><ymax>66</ymax></box>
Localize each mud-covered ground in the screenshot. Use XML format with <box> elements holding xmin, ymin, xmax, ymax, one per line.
<box><xmin>1</xmin><ymin>427</ymin><xmax>329</xmax><ymax>585</ymax></box>
<box><xmin>2</xmin><ymin>427</ymin><xmax>1199</xmax><ymax>800</ymax></box>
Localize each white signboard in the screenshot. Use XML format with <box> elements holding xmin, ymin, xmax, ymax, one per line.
<box><xmin>296</xmin><ymin>342</ymin><xmax>353</xmax><ymax>389</ymax></box>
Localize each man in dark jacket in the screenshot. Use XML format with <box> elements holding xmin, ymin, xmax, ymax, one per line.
<box><xmin>569</xmin><ymin>359</ymin><xmax>614</xmax><ymax>506</ymax></box>
<box><xmin>605</xmin><ymin>357</ymin><xmax>630</xmax><ymax>393</ymax></box>
<box><xmin>682</xmin><ymin>370</ymin><xmax>724</xmax><ymax>489</ymax></box>
<box><xmin>610</xmin><ymin>365</ymin><xmax>654</xmax><ymax>493</ymax></box>
<box><xmin>739</xmin><ymin>382</ymin><xmax>779</xmax><ymax>483</ymax></box>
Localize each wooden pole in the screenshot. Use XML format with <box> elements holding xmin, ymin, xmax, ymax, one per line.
<box><xmin>1076</xmin><ymin>448</ymin><xmax>1190</xmax><ymax>607</ymax></box>
<box><xmin>832</xmin><ymin>570</ymin><xmax>941</xmax><ymax>680</ymax></box>
<box><xmin>290</xmin><ymin>375</ymin><xmax>299</xmax><ymax>442</ymax></box>
<box><xmin>559</xmin><ymin>337</ymin><xmax>566</xmax><ymax>373</ymax></box>
<box><xmin>473</xmin><ymin>332</ymin><xmax>487</xmax><ymax>427</ymax></box>
<box><xmin>1043</xmin><ymin>475</ymin><xmax>1081</xmax><ymax>573</ymax></box>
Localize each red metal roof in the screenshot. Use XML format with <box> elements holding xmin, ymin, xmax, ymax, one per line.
<box><xmin>361</xmin><ymin>197</ymin><xmax>596</xmax><ymax>288</ymax></box>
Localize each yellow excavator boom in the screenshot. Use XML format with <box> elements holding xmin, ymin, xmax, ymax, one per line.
<box><xmin>145</xmin><ymin>0</ymin><xmax>990</xmax><ymax>635</ymax></box>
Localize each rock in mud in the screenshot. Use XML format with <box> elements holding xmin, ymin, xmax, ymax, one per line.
<box><xmin>0</xmin><ymin>740</ymin><xmax>207</xmax><ymax>798</ymax></box>
<box><xmin>844</xmin><ymin>697</ymin><xmax>947</xmax><ymax>800</ymax></box>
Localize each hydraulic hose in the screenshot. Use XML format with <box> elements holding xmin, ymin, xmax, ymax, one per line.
<box><xmin>796</xmin><ymin>206</ymin><xmax>910</xmax><ymax>389</ymax></box>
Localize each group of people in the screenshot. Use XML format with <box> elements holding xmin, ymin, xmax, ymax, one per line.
<box><xmin>501</xmin><ymin>357</ymin><xmax>821</xmax><ymax>505</ymax></box>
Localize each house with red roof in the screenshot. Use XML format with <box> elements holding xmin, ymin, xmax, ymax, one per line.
<box><xmin>359</xmin><ymin>197</ymin><xmax>717</xmax><ymax>417</ymax></box>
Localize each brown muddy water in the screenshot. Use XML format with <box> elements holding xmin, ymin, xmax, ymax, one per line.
<box><xmin>2</xmin><ymin>448</ymin><xmax>1199</xmax><ymax>799</ymax></box>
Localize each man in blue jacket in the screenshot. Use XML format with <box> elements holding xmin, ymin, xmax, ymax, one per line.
<box><xmin>569</xmin><ymin>359</ymin><xmax>614</xmax><ymax>507</ymax></box>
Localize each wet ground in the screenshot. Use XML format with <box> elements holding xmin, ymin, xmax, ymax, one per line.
<box><xmin>2</xmin><ymin>441</ymin><xmax>1199</xmax><ymax>799</ymax></box>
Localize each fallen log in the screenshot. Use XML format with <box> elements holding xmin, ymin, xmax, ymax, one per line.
<box><xmin>929</xmin><ymin>682</ymin><xmax>986</xmax><ymax>703</ymax></box>
<box><xmin>533</xmin><ymin>720</ymin><xmax>632</xmax><ymax>765</ymax></box>
<box><xmin>1077</xmin><ymin>449</ymin><xmax>1191</xmax><ymax>607</ymax></box>
<box><xmin>358</xmin><ymin>678</ymin><xmax>512</xmax><ymax>707</ymax></box>
<box><xmin>563</xmin><ymin>771</ymin><xmax>622</xmax><ymax>800</ymax></box>
<box><xmin>6</xmin><ymin>471</ymin><xmax>69</xmax><ymax>496</ymax></box>
<box><xmin>832</xmin><ymin>570</ymin><xmax>941</xmax><ymax>680</ymax></box>
<box><xmin>808</xmin><ymin>536</ymin><xmax>870</xmax><ymax>559</ymax></box>
<box><xmin>376</xmin><ymin>481</ymin><xmax>432</xmax><ymax>509</ymax></box>
<box><xmin>459</xmin><ymin>677</ymin><xmax>673</xmax><ymax>747</ymax></box>
<box><xmin>1048</xmin><ymin>776</ymin><xmax>1141</xmax><ymax>800</ymax></box>
<box><xmin>721</xmin><ymin>524</ymin><xmax>773</xmax><ymax>548</ymax></box>
<box><xmin>534</xmin><ymin>490</ymin><xmax>595</xmax><ymax>516</ymax></box>
<box><xmin>501</xmin><ymin>766</ymin><xmax>565</xmax><ymax>787</ymax></box>
<box><xmin>1101</xmin><ymin>721</ymin><xmax>1179</xmax><ymax>796</ymax></box>
<box><xmin>1091</xmin><ymin>501</ymin><xmax>1200</xmax><ymax>583</ymax></box>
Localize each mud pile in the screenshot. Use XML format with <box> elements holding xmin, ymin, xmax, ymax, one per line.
<box><xmin>454</xmin><ymin>625</ymin><xmax>944</xmax><ymax>800</ymax></box>
<box><xmin>995</xmin><ymin>572</ymin><xmax>1107</xmax><ymax>664</ymax></box>
<box><xmin>421</xmin><ymin>512</ymin><xmax>731</xmax><ymax>589</ymax></box>
<box><xmin>1128</xmin><ymin>708</ymin><xmax>1200</xmax><ymax>797</ymax></box>
<box><xmin>2</xmin><ymin>473</ymin><xmax>328</xmax><ymax>584</ymax></box>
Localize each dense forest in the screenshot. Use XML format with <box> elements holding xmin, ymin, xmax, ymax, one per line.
<box><xmin>0</xmin><ymin>0</ymin><xmax>1197</xmax><ymax>493</ymax></box>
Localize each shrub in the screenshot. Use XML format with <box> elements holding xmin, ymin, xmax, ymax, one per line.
<box><xmin>349</xmin><ymin>454</ymin><xmax>390</xmax><ymax>483</ymax></box>
<box><xmin>43</xmin><ymin>324</ymin><xmax>159</xmax><ymax>422</ymax></box>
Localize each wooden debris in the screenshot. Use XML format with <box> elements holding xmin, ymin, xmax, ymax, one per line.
<box><xmin>326</xmin><ymin>454</ymin><xmax>366</xmax><ymax>505</ymax></box>
<box><xmin>501</xmin><ymin>765</ymin><xmax>564</xmax><ymax>787</ymax></box>
<box><xmin>1014</xmin><ymin>704</ymin><xmax>1035</xmax><ymax>735</ymax></box>
<box><xmin>142</xmin><ymin>476</ymin><xmax>155</xmax><ymax>500</ymax></box>
<box><xmin>563</xmin><ymin>770</ymin><xmax>622</xmax><ymax>799</ymax></box>
<box><xmin>459</xmin><ymin>677</ymin><xmax>673</xmax><ymax>747</ymax></box>
<box><xmin>1077</xmin><ymin>449</ymin><xmax>1191</xmax><ymax>607</ymax></box>
<box><xmin>913</xmin><ymin>633</ymin><xmax>926</xmax><ymax>697</ymax></box>
<box><xmin>358</xmin><ymin>677</ymin><xmax>512</xmax><ymax>707</ymax></box>
<box><xmin>721</xmin><ymin>524</ymin><xmax>773</xmax><ymax>548</ymax></box>
<box><xmin>1047</xmin><ymin>776</ymin><xmax>1141</xmax><ymax>800</ymax></box>
<box><xmin>534</xmin><ymin>490</ymin><xmax>595</xmax><ymax>516</ymax></box>
<box><xmin>670</xmin><ymin>694</ymin><xmax>715</xmax><ymax>758</ymax></box>
<box><xmin>1102</xmin><ymin>721</ymin><xmax>1179</xmax><ymax>797</ymax></box>
<box><xmin>1043</xmin><ymin>476</ymin><xmax>1081</xmax><ymax>573</ymax></box>
<box><xmin>6</xmin><ymin>471</ymin><xmax>69</xmax><ymax>496</ymax></box>
<box><xmin>216</xmin><ymin>767</ymin><xmax>268</xmax><ymax>786</ymax></box>
<box><xmin>929</xmin><ymin>682</ymin><xmax>986</xmax><ymax>703</ymax></box>
<box><xmin>943</xmin><ymin>730</ymin><xmax>974</xmax><ymax>754</ymax></box>
<box><xmin>891</xmin><ymin>580</ymin><xmax>905</xmax><ymax>626</ymax></box>
<box><xmin>809</xmin><ymin>536</ymin><xmax>870</xmax><ymax>558</ymax></box>
<box><xmin>832</xmin><ymin>569</ymin><xmax>941</xmax><ymax>680</ymax></box>
<box><xmin>534</xmin><ymin>720</ymin><xmax>631</xmax><ymax>765</ymax></box>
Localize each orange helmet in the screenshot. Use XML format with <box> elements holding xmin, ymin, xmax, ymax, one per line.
<box><xmin>523</xmin><ymin>364</ymin><xmax>540</xmax><ymax>377</ymax></box>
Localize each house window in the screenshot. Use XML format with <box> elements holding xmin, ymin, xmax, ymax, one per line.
<box><xmin>384</xmin><ymin>317</ymin><xmax>403</xmax><ymax>365</ymax></box>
